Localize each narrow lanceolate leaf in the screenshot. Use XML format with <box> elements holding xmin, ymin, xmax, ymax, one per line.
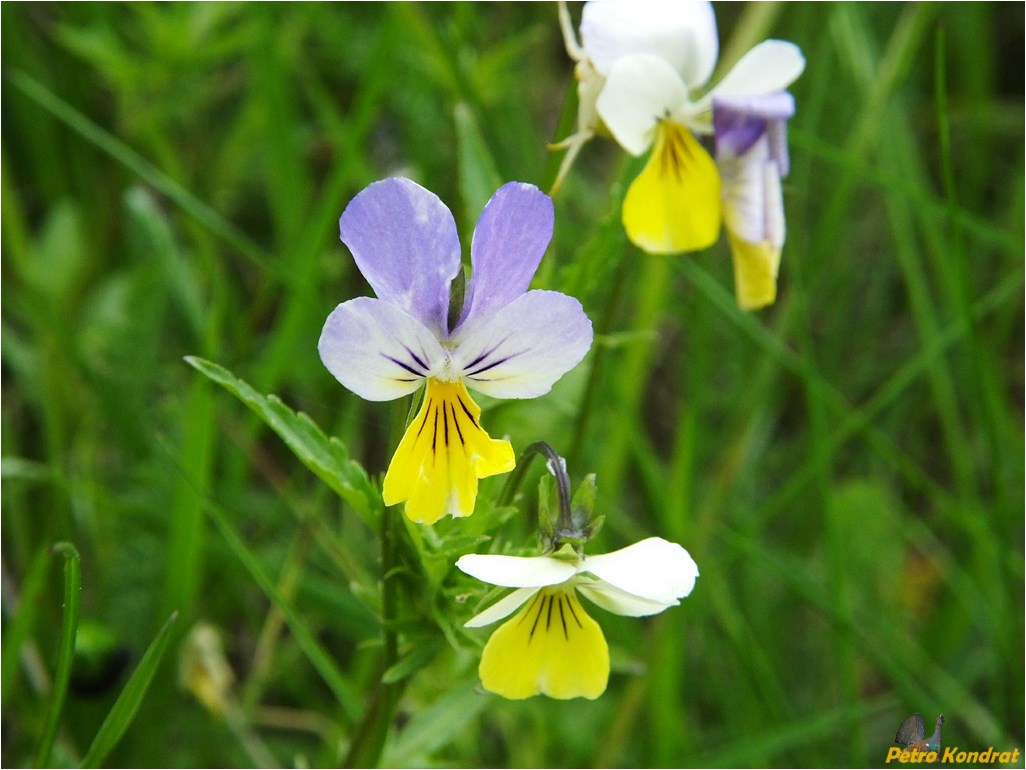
<box><xmin>383</xmin><ymin>682</ymin><xmax>489</xmax><ymax>766</ymax></box>
<box><xmin>381</xmin><ymin>640</ymin><xmax>444</xmax><ymax>685</ymax></box>
<box><xmin>32</xmin><ymin>542</ymin><xmax>81</xmax><ymax>769</ymax></box>
<box><xmin>80</xmin><ymin>612</ymin><xmax>179</xmax><ymax>769</ymax></box>
<box><xmin>184</xmin><ymin>356</ymin><xmax>381</xmax><ymax>524</ymax></box>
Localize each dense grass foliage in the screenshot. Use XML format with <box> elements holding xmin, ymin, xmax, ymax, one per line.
<box><xmin>2</xmin><ymin>3</ymin><xmax>1023</xmax><ymax>767</ymax></box>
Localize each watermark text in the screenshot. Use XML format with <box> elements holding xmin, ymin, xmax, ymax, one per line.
<box><xmin>886</xmin><ymin>746</ymin><xmax>1022</xmax><ymax>764</ymax></box>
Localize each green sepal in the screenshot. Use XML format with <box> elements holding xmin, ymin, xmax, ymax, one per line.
<box><xmin>537</xmin><ymin>473</ymin><xmax>560</xmax><ymax>547</ymax></box>
<box><xmin>553</xmin><ymin>473</ymin><xmax>602</xmax><ymax>550</ymax></box>
<box><xmin>571</xmin><ymin>473</ymin><xmax>598</xmax><ymax>527</ymax></box>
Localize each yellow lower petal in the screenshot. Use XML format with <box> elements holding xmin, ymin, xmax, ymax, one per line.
<box><xmin>728</xmin><ymin>231</ymin><xmax>780</xmax><ymax>310</ymax></box>
<box><xmin>478</xmin><ymin>588</ymin><xmax>609</xmax><ymax>700</ymax></box>
<box><xmin>382</xmin><ymin>379</ymin><xmax>514</xmax><ymax>525</ymax></box>
<box><xmin>623</xmin><ymin>121</ymin><xmax>721</xmax><ymax>254</ymax></box>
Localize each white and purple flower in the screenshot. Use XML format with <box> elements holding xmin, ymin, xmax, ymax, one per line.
<box><xmin>318</xmin><ymin>177</ymin><xmax>593</xmax><ymax>524</ymax></box>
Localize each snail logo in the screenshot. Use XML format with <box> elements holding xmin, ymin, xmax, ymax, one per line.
<box><xmin>896</xmin><ymin>713</ymin><xmax>945</xmax><ymax>752</ymax></box>
<box><xmin>885</xmin><ymin>713</ymin><xmax>943</xmax><ymax>764</ymax></box>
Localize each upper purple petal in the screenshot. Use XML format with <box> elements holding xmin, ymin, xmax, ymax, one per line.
<box><xmin>713</xmin><ymin>92</ymin><xmax>795</xmax><ymax>160</ymax></box>
<box><xmin>457</xmin><ymin>182</ymin><xmax>554</xmax><ymax>329</ymax></box>
<box><xmin>338</xmin><ymin>177</ymin><xmax>461</xmax><ymax>336</ymax></box>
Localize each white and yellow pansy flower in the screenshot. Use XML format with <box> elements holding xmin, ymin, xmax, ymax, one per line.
<box><xmin>556</xmin><ymin>0</ymin><xmax>804</xmax><ymax>308</ymax></box>
<box><xmin>457</xmin><ymin>537</ymin><xmax>699</xmax><ymax>700</ymax></box>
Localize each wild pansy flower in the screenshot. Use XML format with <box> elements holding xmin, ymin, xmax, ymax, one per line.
<box><xmin>318</xmin><ymin>178</ymin><xmax>593</xmax><ymax>525</ymax></box>
<box><xmin>715</xmin><ymin>91</ymin><xmax>795</xmax><ymax>308</ymax></box>
<box><xmin>557</xmin><ymin>0</ymin><xmax>804</xmax><ymax>309</ymax></box>
<box><xmin>457</xmin><ymin>538</ymin><xmax>698</xmax><ymax>700</ymax></box>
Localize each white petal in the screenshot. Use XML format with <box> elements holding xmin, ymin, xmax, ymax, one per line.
<box><xmin>596</xmin><ymin>54</ymin><xmax>690</xmax><ymax>156</ymax></box>
<box><xmin>576</xmin><ymin>580</ymin><xmax>675</xmax><ymax>618</ymax></box>
<box><xmin>456</xmin><ymin>553</ymin><xmax>579</xmax><ymax>588</ymax></box>
<box><xmin>464</xmin><ymin>586</ymin><xmax>539</xmax><ymax>628</ymax></box>
<box><xmin>318</xmin><ymin>297</ymin><xmax>445</xmax><ymax>401</ymax></box>
<box><xmin>581</xmin><ymin>0</ymin><xmax>718</xmax><ymax>89</ymax></box>
<box><xmin>453</xmin><ymin>290</ymin><xmax>593</xmax><ymax>400</ymax></box>
<box><xmin>581</xmin><ymin>537</ymin><xmax>699</xmax><ymax>605</ymax></box>
<box><xmin>707</xmin><ymin>40</ymin><xmax>805</xmax><ymax>100</ymax></box>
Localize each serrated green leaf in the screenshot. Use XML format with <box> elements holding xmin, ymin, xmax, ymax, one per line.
<box><xmin>183</xmin><ymin>356</ymin><xmax>381</xmax><ymax>524</ymax></box>
<box><xmin>80</xmin><ymin>612</ymin><xmax>179</xmax><ymax>769</ymax></box>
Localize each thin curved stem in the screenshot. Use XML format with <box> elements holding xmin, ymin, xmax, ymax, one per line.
<box><xmin>497</xmin><ymin>441</ymin><xmax>574</xmax><ymax>535</ymax></box>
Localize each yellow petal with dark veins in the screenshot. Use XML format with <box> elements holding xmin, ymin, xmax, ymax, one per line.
<box><xmin>383</xmin><ymin>379</ymin><xmax>514</xmax><ymax>524</ymax></box>
<box><xmin>478</xmin><ymin>587</ymin><xmax>609</xmax><ymax>700</ymax></box>
<box><xmin>623</xmin><ymin>121</ymin><xmax>721</xmax><ymax>254</ymax></box>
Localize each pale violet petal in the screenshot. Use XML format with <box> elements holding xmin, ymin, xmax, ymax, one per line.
<box><xmin>766</xmin><ymin>118</ymin><xmax>791</xmax><ymax>177</ymax></box>
<box><xmin>453</xmin><ymin>290</ymin><xmax>593</xmax><ymax>399</ymax></box>
<box><xmin>581</xmin><ymin>0</ymin><xmax>718</xmax><ymax>89</ymax></box>
<box><xmin>318</xmin><ymin>297</ymin><xmax>445</xmax><ymax>401</ymax></box>
<box><xmin>464</xmin><ymin>586</ymin><xmax>540</xmax><ymax>628</ymax></box>
<box><xmin>581</xmin><ymin>537</ymin><xmax>699</xmax><ymax>605</ymax></box>
<box><xmin>456</xmin><ymin>553</ymin><xmax>579</xmax><ymax>588</ymax></box>
<box><xmin>576</xmin><ymin>580</ymin><xmax>675</xmax><ymax>618</ymax></box>
<box><xmin>597</xmin><ymin>54</ymin><xmax>691</xmax><ymax>155</ymax></box>
<box><xmin>720</xmin><ymin>136</ymin><xmax>785</xmax><ymax>249</ymax></box>
<box><xmin>458</xmin><ymin>182</ymin><xmax>554</xmax><ymax>328</ymax></box>
<box><xmin>706</xmin><ymin>40</ymin><xmax>805</xmax><ymax>100</ymax></box>
<box><xmin>338</xmin><ymin>177</ymin><xmax>460</xmax><ymax>335</ymax></box>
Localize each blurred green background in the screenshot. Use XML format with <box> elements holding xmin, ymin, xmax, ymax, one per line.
<box><xmin>2</xmin><ymin>2</ymin><xmax>1023</xmax><ymax>767</ymax></box>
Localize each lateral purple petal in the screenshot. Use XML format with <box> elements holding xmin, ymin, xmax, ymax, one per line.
<box><xmin>458</xmin><ymin>182</ymin><xmax>554</xmax><ymax>328</ymax></box>
<box><xmin>318</xmin><ymin>296</ymin><xmax>446</xmax><ymax>402</ymax></box>
<box><xmin>453</xmin><ymin>290</ymin><xmax>593</xmax><ymax>399</ymax></box>
<box><xmin>713</xmin><ymin>92</ymin><xmax>795</xmax><ymax>159</ymax></box>
<box><xmin>338</xmin><ymin>177</ymin><xmax>461</xmax><ymax>335</ymax></box>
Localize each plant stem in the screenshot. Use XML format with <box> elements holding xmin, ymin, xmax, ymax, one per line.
<box><xmin>343</xmin><ymin>400</ymin><xmax>411</xmax><ymax>767</ymax></box>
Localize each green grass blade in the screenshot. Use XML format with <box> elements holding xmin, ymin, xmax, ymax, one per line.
<box><xmin>692</xmin><ymin>697</ymin><xmax>895</xmax><ymax>767</ymax></box>
<box><xmin>184</xmin><ymin>356</ymin><xmax>381</xmax><ymax>525</ymax></box>
<box><xmin>6</xmin><ymin>70</ymin><xmax>275</xmax><ymax>275</ymax></box>
<box><xmin>31</xmin><ymin>542</ymin><xmax>80</xmax><ymax>769</ymax></box>
<box><xmin>201</xmin><ymin>494</ymin><xmax>363</xmax><ymax>722</ymax></box>
<box><xmin>454</xmin><ymin>102</ymin><xmax>502</xmax><ymax>232</ymax></box>
<box><xmin>80</xmin><ymin>612</ymin><xmax>179</xmax><ymax>769</ymax></box>
<box><xmin>1</xmin><ymin>547</ymin><xmax>50</xmax><ymax>707</ymax></box>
